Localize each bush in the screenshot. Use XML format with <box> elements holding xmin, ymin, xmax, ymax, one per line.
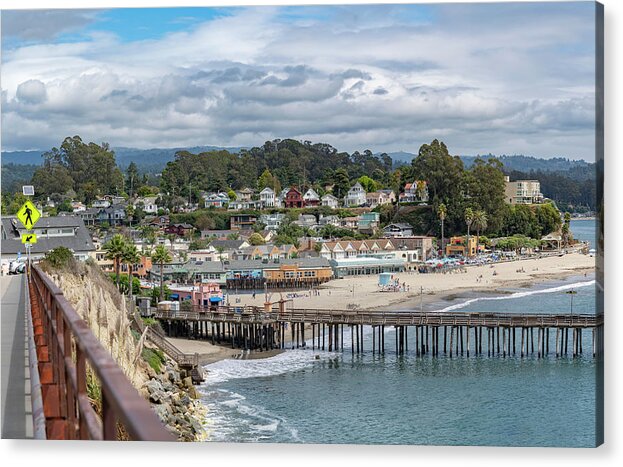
<box><xmin>43</xmin><ymin>246</ymin><xmax>75</xmax><ymax>269</ymax></box>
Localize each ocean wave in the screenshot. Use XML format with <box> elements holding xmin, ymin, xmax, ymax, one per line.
<box><xmin>429</xmin><ymin>280</ymin><xmax>595</xmax><ymax>313</ymax></box>
<box><xmin>198</xmin><ymin>387</ymin><xmax>301</xmax><ymax>442</ymax></box>
<box><xmin>202</xmin><ymin>348</ymin><xmax>335</xmax><ymax>385</ymax></box>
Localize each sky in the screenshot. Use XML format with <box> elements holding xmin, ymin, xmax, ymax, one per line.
<box><xmin>1</xmin><ymin>1</ymin><xmax>598</xmax><ymax>160</ymax></box>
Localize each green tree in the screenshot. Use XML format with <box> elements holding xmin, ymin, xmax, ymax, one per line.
<box><xmin>122</xmin><ymin>243</ymin><xmax>141</xmax><ymax>305</ymax></box>
<box><xmin>103</xmin><ymin>234</ymin><xmax>128</xmax><ymax>290</ymax></box>
<box><xmin>151</xmin><ymin>245</ymin><xmax>172</xmax><ymax>302</ymax></box>
<box><xmin>227</xmin><ymin>188</ymin><xmax>237</xmax><ymax>201</ymax></box>
<box><xmin>248</xmin><ymin>232</ymin><xmax>266</xmax><ymax>245</ymax></box>
<box><xmin>32</xmin><ymin>136</ymin><xmax>124</xmax><ymax>202</ymax></box>
<box><xmin>464</xmin><ymin>207</ymin><xmax>475</xmax><ymax>257</ymax></box>
<box><xmin>332</xmin><ymin>168</ymin><xmax>351</xmax><ymax>199</ymax></box>
<box><xmin>357</xmin><ymin>175</ymin><xmax>379</xmax><ymax>193</ymax></box>
<box><xmin>466</xmin><ymin>157</ymin><xmax>506</xmax><ymax>233</ymax></box>
<box><xmin>437</xmin><ymin>203</ymin><xmax>447</xmax><ymax>256</ymax></box>
<box><xmin>410</xmin><ymin>140</ymin><xmax>465</xmax><ymax>235</ymax></box>
<box><xmin>126</xmin><ymin>162</ymin><xmax>139</xmax><ymax>198</ymax></box>
<box><xmin>472</xmin><ymin>210</ymin><xmax>488</xmax><ymax>255</ymax></box>
<box><xmin>257</xmin><ymin>168</ymin><xmax>281</xmax><ymax>192</ymax></box>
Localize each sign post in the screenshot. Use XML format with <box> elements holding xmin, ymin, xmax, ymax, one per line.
<box><xmin>17</xmin><ymin>187</ymin><xmax>40</xmax><ymax>272</ymax></box>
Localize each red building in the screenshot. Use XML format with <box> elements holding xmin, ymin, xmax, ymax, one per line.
<box><xmin>164</xmin><ymin>223</ymin><xmax>194</xmax><ymax>236</ymax></box>
<box><xmin>284</xmin><ymin>187</ymin><xmax>304</xmax><ymax>208</ymax></box>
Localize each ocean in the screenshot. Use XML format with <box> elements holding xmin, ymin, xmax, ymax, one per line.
<box><xmin>198</xmin><ymin>220</ymin><xmax>599</xmax><ymax>447</ymax></box>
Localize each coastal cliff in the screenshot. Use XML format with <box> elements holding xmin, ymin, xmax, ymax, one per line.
<box><xmin>41</xmin><ymin>257</ymin><xmax>206</xmax><ymax>441</ymax></box>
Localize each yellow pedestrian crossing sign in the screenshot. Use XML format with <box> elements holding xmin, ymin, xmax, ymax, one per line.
<box><xmin>22</xmin><ymin>233</ymin><xmax>37</xmax><ymax>244</ymax></box>
<box><xmin>16</xmin><ymin>200</ymin><xmax>40</xmax><ymax>230</ymax></box>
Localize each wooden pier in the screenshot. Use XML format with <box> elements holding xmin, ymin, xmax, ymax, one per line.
<box><xmin>153</xmin><ymin>305</ymin><xmax>604</xmax><ymax>359</ymax></box>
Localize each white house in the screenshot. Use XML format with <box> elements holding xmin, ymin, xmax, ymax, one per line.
<box><xmin>303</xmin><ymin>188</ymin><xmax>321</xmax><ymax>206</ymax></box>
<box><xmin>321</xmin><ymin>194</ymin><xmax>339</xmax><ymax>209</ymax></box>
<box><xmin>343</xmin><ymin>182</ymin><xmax>366</xmax><ymax>207</ymax></box>
<box><xmin>260</xmin><ymin>187</ymin><xmax>276</xmax><ymax>208</ymax></box>
<box><xmin>92</xmin><ymin>199</ymin><xmax>111</xmax><ymax>209</ymax></box>
<box><xmin>399</xmin><ymin>181</ymin><xmax>429</xmax><ymax>204</ymax></box>
<box><xmin>203</xmin><ymin>192</ymin><xmax>230</xmax><ymax>208</ymax></box>
<box><xmin>134</xmin><ymin>196</ymin><xmax>158</xmax><ymax>214</ymax></box>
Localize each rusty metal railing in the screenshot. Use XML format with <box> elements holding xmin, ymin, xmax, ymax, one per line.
<box><xmin>29</xmin><ymin>264</ymin><xmax>174</xmax><ymax>441</ymax></box>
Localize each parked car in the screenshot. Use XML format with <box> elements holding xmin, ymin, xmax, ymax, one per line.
<box><xmin>9</xmin><ymin>261</ymin><xmax>25</xmax><ymax>274</ymax></box>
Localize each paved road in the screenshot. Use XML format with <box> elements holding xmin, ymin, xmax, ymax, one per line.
<box><xmin>1</xmin><ymin>274</ymin><xmax>33</xmax><ymax>439</ymax></box>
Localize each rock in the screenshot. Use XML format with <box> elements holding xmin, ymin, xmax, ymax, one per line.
<box><xmin>154</xmin><ymin>403</ymin><xmax>172</xmax><ymax>424</ymax></box>
<box><xmin>150</xmin><ymin>389</ymin><xmax>167</xmax><ymax>404</ymax></box>
<box><xmin>182</xmin><ymin>376</ymin><xmax>193</xmax><ymax>389</ymax></box>
<box><xmin>188</xmin><ymin>386</ymin><xmax>199</xmax><ymax>399</ymax></box>
<box><xmin>144</xmin><ymin>379</ymin><xmax>164</xmax><ymax>395</ymax></box>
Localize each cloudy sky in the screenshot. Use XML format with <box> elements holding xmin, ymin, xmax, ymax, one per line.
<box><xmin>1</xmin><ymin>1</ymin><xmax>598</xmax><ymax>159</ymax></box>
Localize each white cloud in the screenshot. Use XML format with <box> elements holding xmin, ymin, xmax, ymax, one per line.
<box><xmin>1</xmin><ymin>3</ymin><xmax>597</xmax><ymax>160</ymax></box>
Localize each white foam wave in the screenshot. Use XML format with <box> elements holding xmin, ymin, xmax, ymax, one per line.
<box><xmin>429</xmin><ymin>280</ymin><xmax>595</xmax><ymax>313</ymax></box>
<box><xmin>202</xmin><ymin>348</ymin><xmax>334</xmax><ymax>385</ymax></box>
<box><xmin>198</xmin><ymin>387</ymin><xmax>301</xmax><ymax>442</ymax></box>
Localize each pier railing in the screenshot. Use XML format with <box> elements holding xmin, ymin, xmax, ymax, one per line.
<box><xmin>152</xmin><ymin>306</ymin><xmax>602</xmax><ymax>328</ymax></box>
<box><xmin>29</xmin><ymin>265</ymin><xmax>173</xmax><ymax>441</ymax></box>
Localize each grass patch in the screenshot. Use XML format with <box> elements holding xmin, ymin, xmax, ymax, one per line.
<box><xmin>142</xmin><ymin>347</ymin><xmax>166</xmax><ymax>373</ymax></box>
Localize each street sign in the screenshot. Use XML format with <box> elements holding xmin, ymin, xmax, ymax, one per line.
<box><xmin>22</xmin><ymin>185</ymin><xmax>35</xmax><ymax>196</ymax></box>
<box><xmin>16</xmin><ymin>200</ymin><xmax>41</xmax><ymax>230</ymax></box>
<box><xmin>21</xmin><ymin>233</ymin><xmax>37</xmax><ymax>244</ymax></box>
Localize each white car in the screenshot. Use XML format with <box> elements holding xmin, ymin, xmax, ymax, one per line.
<box><xmin>9</xmin><ymin>261</ymin><xmax>26</xmax><ymax>274</ymax></box>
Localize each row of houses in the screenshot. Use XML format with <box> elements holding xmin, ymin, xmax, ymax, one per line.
<box><xmin>202</xmin><ymin>183</ymin><xmax>399</xmax><ymax>211</ymax></box>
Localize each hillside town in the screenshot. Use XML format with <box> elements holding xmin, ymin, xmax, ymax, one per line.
<box><xmin>1</xmin><ymin>137</ymin><xmax>588</xmax><ymax>310</ymax></box>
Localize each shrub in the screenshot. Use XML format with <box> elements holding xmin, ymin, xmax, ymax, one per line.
<box><xmin>43</xmin><ymin>246</ymin><xmax>75</xmax><ymax>269</ymax></box>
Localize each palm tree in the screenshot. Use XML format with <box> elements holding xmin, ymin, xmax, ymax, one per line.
<box><xmin>472</xmin><ymin>210</ymin><xmax>488</xmax><ymax>256</ymax></box>
<box><xmin>215</xmin><ymin>246</ymin><xmax>225</xmax><ymax>265</ymax></box>
<box><xmin>122</xmin><ymin>244</ymin><xmax>141</xmax><ymax>306</ymax></box>
<box><xmin>103</xmin><ymin>234</ymin><xmax>127</xmax><ymax>290</ymax></box>
<box><xmin>152</xmin><ymin>245</ymin><xmax>172</xmax><ymax>302</ymax></box>
<box><xmin>437</xmin><ymin>203</ymin><xmax>447</xmax><ymax>256</ymax></box>
<box><xmin>464</xmin><ymin>207</ymin><xmax>475</xmax><ymax>258</ymax></box>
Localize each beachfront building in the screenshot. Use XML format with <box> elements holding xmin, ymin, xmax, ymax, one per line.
<box><xmin>259</xmin><ymin>187</ymin><xmax>276</xmax><ymax>208</ymax></box>
<box><xmin>504</xmin><ymin>176</ymin><xmax>544</xmax><ymax>204</ymax></box>
<box><xmin>343</xmin><ymin>182</ymin><xmax>366</xmax><ymax>207</ymax></box>
<box><xmin>382</xmin><ymin>223</ymin><xmax>414</xmax><ymax>237</ymax></box>
<box><xmin>319</xmin><ymin>239</ymin><xmax>396</xmax><ymax>260</ymax></box>
<box><xmin>1</xmin><ymin>215</ymin><xmax>96</xmax><ymax>262</ymax></box>
<box><xmin>445</xmin><ymin>236</ymin><xmax>484</xmax><ymax>257</ymax></box>
<box><xmin>399</xmin><ymin>180</ymin><xmax>429</xmax><ymax>204</ymax></box>
<box><xmin>329</xmin><ymin>256</ymin><xmax>405</xmax><ymax>278</ymax></box>
<box><xmin>303</xmin><ymin>188</ymin><xmax>321</xmax><ymax>207</ymax></box>
<box><xmin>225</xmin><ymin>257</ymin><xmax>333</xmax><ymax>289</ymax></box>
<box><xmin>232</xmin><ymin>243</ymin><xmax>298</xmax><ymax>261</ymax></box>
<box><xmin>321</xmin><ymin>194</ymin><xmax>339</xmax><ymax>209</ymax></box>
<box><xmin>392</xmin><ymin>236</ymin><xmax>435</xmax><ymax>265</ymax></box>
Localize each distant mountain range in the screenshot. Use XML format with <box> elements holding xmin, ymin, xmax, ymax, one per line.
<box><xmin>3</xmin><ymin>146</ymin><xmax>592</xmax><ymax>174</ymax></box>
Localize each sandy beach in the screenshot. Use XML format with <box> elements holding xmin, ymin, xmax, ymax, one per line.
<box><xmin>229</xmin><ymin>252</ymin><xmax>595</xmax><ymax>312</ymax></box>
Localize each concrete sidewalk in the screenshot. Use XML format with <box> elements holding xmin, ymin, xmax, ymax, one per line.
<box><xmin>1</xmin><ymin>274</ymin><xmax>33</xmax><ymax>439</ymax></box>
